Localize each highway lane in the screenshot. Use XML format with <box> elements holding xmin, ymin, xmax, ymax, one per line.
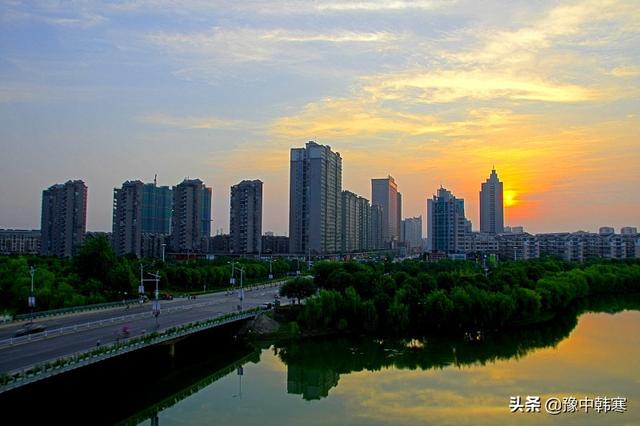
<box><xmin>0</xmin><ymin>281</ymin><xmax>285</xmax><ymax>340</ymax></box>
<box><xmin>0</xmin><ymin>286</ymin><xmax>284</xmax><ymax>373</ymax></box>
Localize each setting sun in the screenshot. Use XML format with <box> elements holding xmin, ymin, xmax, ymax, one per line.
<box><xmin>504</xmin><ymin>190</ymin><xmax>518</xmax><ymax>208</ymax></box>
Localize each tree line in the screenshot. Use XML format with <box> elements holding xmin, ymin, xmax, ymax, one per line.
<box><xmin>0</xmin><ymin>236</ymin><xmax>301</xmax><ymax>315</ymax></box>
<box><xmin>281</xmin><ymin>257</ymin><xmax>640</xmax><ymax>335</ymax></box>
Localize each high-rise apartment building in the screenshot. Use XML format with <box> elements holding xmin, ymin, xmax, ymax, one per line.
<box><xmin>402</xmin><ymin>216</ymin><xmax>423</xmax><ymax>251</ymax></box>
<box><xmin>341</xmin><ymin>191</ymin><xmax>370</xmax><ymax>253</ymax></box>
<box><xmin>142</xmin><ymin>181</ymin><xmax>172</xmax><ymax>235</ymax></box>
<box><xmin>112</xmin><ymin>180</ymin><xmax>173</xmax><ymax>257</ymax></box>
<box><xmin>369</xmin><ymin>204</ymin><xmax>384</xmax><ymax>250</ymax></box>
<box><xmin>40</xmin><ymin>180</ymin><xmax>87</xmax><ymax>257</ymax></box>
<box><xmin>341</xmin><ymin>191</ymin><xmax>358</xmax><ymax>253</ymax></box>
<box><xmin>371</xmin><ymin>176</ymin><xmax>400</xmax><ymax>246</ymax></box>
<box><xmin>230</xmin><ymin>179</ymin><xmax>263</xmax><ymax>254</ymax></box>
<box><xmin>427</xmin><ymin>187</ymin><xmax>469</xmax><ymax>253</ymax></box>
<box><xmin>356</xmin><ymin>195</ymin><xmax>371</xmax><ymax>252</ymax></box>
<box><xmin>112</xmin><ymin>180</ymin><xmax>144</xmax><ymax>257</ymax></box>
<box><xmin>480</xmin><ymin>168</ymin><xmax>504</xmax><ymax>234</ymax></box>
<box><xmin>289</xmin><ymin>141</ymin><xmax>342</xmax><ymax>254</ymax></box>
<box><xmin>171</xmin><ymin>179</ymin><xmax>212</xmax><ymax>252</ymax></box>
<box><xmin>397</xmin><ymin>192</ymin><xmax>403</xmax><ymax>243</ymax></box>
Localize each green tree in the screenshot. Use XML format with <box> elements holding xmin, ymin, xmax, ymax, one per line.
<box><xmin>280</xmin><ymin>277</ymin><xmax>317</xmax><ymax>304</ymax></box>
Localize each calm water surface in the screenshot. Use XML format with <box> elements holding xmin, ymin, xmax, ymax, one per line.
<box><xmin>134</xmin><ymin>306</ymin><xmax>640</xmax><ymax>426</ymax></box>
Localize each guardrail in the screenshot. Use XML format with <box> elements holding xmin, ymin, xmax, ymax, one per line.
<box><xmin>2</xmin><ymin>279</ymin><xmax>286</xmax><ymax>324</ymax></box>
<box><xmin>0</xmin><ymin>308</ymin><xmax>266</xmax><ymax>393</ymax></box>
<box><xmin>8</xmin><ymin>299</ymin><xmax>142</xmax><ymax>323</ymax></box>
<box><xmin>0</xmin><ymin>286</ymin><xmax>282</xmax><ymax>349</ymax></box>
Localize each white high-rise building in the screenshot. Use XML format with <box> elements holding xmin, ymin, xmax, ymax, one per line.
<box><xmin>371</xmin><ymin>176</ymin><xmax>400</xmax><ymax>247</ymax></box>
<box><xmin>480</xmin><ymin>168</ymin><xmax>504</xmax><ymax>234</ymax></box>
<box><xmin>289</xmin><ymin>141</ymin><xmax>342</xmax><ymax>254</ymax></box>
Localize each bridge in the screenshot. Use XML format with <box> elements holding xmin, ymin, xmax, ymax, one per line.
<box><xmin>0</xmin><ymin>281</ymin><xmax>284</xmax><ymax>393</ymax></box>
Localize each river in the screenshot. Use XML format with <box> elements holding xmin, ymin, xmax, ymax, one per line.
<box><xmin>129</xmin><ymin>296</ymin><xmax>639</xmax><ymax>425</ymax></box>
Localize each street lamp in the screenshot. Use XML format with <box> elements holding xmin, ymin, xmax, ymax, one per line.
<box><xmin>161</xmin><ymin>243</ymin><xmax>166</xmax><ymax>263</ymax></box>
<box><xmin>230</xmin><ymin>263</ymin><xmax>245</xmax><ymax>311</ymax></box>
<box><xmin>28</xmin><ymin>266</ymin><xmax>36</xmax><ymax>323</ymax></box>
<box><xmin>139</xmin><ymin>264</ymin><xmax>145</xmax><ymax>302</ymax></box>
<box><xmin>149</xmin><ymin>271</ymin><xmax>161</xmax><ymax>327</ymax></box>
<box><xmin>233</xmin><ymin>366</ymin><xmax>243</xmax><ymax>399</ymax></box>
<box><xmin>268</xmin><ymin>255</ymin><xmax>273</xmax><ymax>280</ymax></box>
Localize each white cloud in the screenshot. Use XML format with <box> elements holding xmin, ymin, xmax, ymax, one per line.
<box><xmin>139</xmin><ymin>113</ymin><xmax>240</xmax><ymax>129</ymax></box>
<box><xmin>147</xmin><ymin>27</ymin><xmax>403</xmax><ymax>65</ymax></box>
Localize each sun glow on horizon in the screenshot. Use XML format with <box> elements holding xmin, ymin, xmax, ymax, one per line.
<box><xmin>504</xmin><ymin>190</ymin><xmax>518</xmax><ymax>208</ymax></box>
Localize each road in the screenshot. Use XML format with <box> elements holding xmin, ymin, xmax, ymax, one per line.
<box><xmin>0</xmin><ymin>283</ymin><xmax>285</xmax><ymax>374</ymax></box>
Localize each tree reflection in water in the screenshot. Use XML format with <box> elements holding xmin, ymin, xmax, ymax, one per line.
<box><xmin>275</xmin><ymin>294</ymin><xmax>640</xmax><ymax>400</ymax></box>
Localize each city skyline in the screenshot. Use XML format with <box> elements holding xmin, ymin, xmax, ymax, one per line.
<box><xmin>1</xmin><ymin>1</ymin><xmax>639</xmax><ymax>234</ymax></box>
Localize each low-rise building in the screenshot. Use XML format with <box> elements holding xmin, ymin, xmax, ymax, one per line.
<box><xmin>0</xmin><ymin>229</ymin><xmax>41</xmax><ymax>255</ymax></box>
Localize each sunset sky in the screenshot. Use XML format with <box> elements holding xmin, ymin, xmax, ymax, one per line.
<box><xmin>1</xmin><ymin>0</ymin><xmax>638</xmax><ymax>235</ymax></box>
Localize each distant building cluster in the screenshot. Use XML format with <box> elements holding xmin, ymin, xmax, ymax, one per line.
<box><xmin>424</xmin><ymin>168</ymin><xmax>639</xmax><ymax>261</ymax></box>
<box><xmin>493</xmin><ymin>228</ymin><xmax>639</xmax><ymax>261</ymax></box>
<box><xmin>2</xmin><ymin>142</ymin><xmax>638</xmax><ymax>260</ymax></box>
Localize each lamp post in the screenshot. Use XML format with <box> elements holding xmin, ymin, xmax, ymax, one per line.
<box><xmin>161</xmin><ymin>243</ymin><xmax>166</xmax><ymax>263</ymax></box>
<box><xmin>28</xmin><ymin>266</ymin><xmax>36</xmax><ymax>323</ymax></box>
<box><xmin>229</xmin><ymin>261</ymin><xmax>236</xmax><ymax>292</ymax></box>
<box><xmin>268</xmin><ymin>255</ymin><xmax>273</xmax><ymax>280</ymax></box>
<box><xmin>138</xmin><ymin>264</ymin><xmax>145</xmax><ymax>302</ymax></box>
<box><xmin>296</xmin><ymin>257</ymin><xmax>300</xmax><ymax>276</ymax></box>
<box><xmin>230</xmin><ymin>263</ymin><xmax>244</xmax><ymax>311</ymax></box>
<box><xmin>149</xmin><ymin>271</ymin><xmax>161</xmax><ymax>327</ymax></box>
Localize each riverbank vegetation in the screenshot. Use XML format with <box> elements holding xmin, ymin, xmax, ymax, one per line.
<box><xmin>289</xmin><ymin>258</ymin><xmax>640</xmax><ymax>335</ymax></box>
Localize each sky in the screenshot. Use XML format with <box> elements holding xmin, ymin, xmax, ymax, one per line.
<box><xmin>0</xmin><ymin>0</ymin><xmax>638</xmax><ymax>235</ymax></box>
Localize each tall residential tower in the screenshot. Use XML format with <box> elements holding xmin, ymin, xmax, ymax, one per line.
<box><xmin>230</xmin><ymin>179</ymin><xmax>263</xmax><ymax>254</ymax></box>
<box><xmin>427</xmin><ymin>187</ymin><xmax>469</xmax><ymax>253</ymax></box>
<box><xmin>480</xmin><ymin>168</ymin><xmax>504</xmax><ymax>234</ymax></box>
<box><xmin>40</xmin><ymin>180</ymin><xmax>88</xmax><ymax>257</ymax></box>
<box><xmin>371</xmin><ymin>176</ymin><xmax>401</xmax><ymax>247</ymax></box>
<box><xmin>170</xmin><ymin>179</ymin><xmax>211</xmax><ymax>252</ymax></box>
<box><xmin>289</xmin><ymin>141</ymin><xmax>342</xmax><ymax>254</ymax></box>
<box><xmin>112</xmin><ymin>179</ymin><xmax>172</xmax><ymax>257</ymax></box>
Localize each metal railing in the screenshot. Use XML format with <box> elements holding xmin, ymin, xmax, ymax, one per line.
<box><xmin>2</xmin><ymin>279</ymin><xmax>286</xmax><ymax>324</ymax></box>
<box><xmin>9</xmin><ymin>299</ymin><xmax>141</xmax><ymax>323</ymax></box>
<box><xmin>0</xmin><ymin>287</ymin><xmax>282</xmax><ymax>349</ymax></box>
<box><xmin>0</xmin><ymin>308</ymin><xmax>266</xmax><ymax>393</ymax></box>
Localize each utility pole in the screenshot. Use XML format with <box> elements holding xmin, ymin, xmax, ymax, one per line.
<box><xmin>230</xmin><ymin>263</ymin><xmax>244</xmax><ymax>311</ymax></box>
<box><xmin>28</xmin><ymin>266</ymin><xmax>36</xmax><ymax>323</ymax></box>
<box><xmin>150</xmin><ymin>271</ymin><xmax>161</xmax><ymax>327</ymax></box>
<box><xmin>138</xmin><ymin>264</ymin><xmax>145</xmax><ymax>302</ymax></box>
<box><xmin>240</xmin><ymin>267</ymin><xmax>244</xmax><ymax>311</ymax></box>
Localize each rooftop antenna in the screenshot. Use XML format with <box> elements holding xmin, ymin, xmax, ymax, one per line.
<box><xmin>154</xmin><ymin>174</ymin><xmax>157</xmax><ymax>186</ymax></box>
